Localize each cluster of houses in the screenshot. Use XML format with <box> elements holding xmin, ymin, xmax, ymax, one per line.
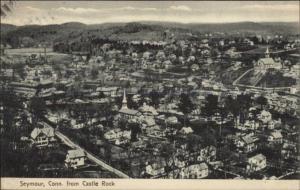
<box><xmin>29</xmin><ymin>122</ymin><xmax>87</xmax><ymax>169</ymax></box>
<box><xmin>1</xmin><ymin>31</ymin><xmax>299</xmax><ymax>179</ymax></box>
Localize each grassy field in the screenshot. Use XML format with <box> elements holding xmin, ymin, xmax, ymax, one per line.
<box><xmin>257</xmin><ymin>70</ymin><xmax>296</xmax><ymax>88</ymax></box>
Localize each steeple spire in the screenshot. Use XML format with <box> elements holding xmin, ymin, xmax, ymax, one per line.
<box><xmin>121</xmin><ymin>89</ymin><xmax>128</xmax><ymax>109</ymax></box>
<box><xmin>265</xmin><ymin>47</ymin><xmax>270</xmax><ymax>58</ymax></box>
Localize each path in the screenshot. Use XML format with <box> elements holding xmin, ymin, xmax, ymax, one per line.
<box><xmin>42</xmin><ymin>122</ymin><xmax>130</xmax><ymax>178</ymax></box>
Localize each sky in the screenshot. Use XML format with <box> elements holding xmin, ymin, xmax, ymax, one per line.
<box><xmin>1</xmin><ymin>1</ymin><xmax>299</xmax><ymax>25</ymax></box>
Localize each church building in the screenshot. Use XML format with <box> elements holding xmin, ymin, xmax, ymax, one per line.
<box><xmin>255</xmin><ymin>47</ymin><xmax>282</xmax><ymax>72</ymax></box>
<box><xmin>118</xmin><ymin>89</ymin><xmax>141</xmax><ymax>120</ymax></box>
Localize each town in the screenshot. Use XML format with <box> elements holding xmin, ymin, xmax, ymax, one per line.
<box><xmin>1</xmin><ymin>19</ymin><xmax>299</xmax><ymax>179</ymax></box>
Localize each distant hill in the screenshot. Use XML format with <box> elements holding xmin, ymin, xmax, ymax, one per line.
<box><xmin>1</xmin><ymin>21</ymin><xmax>299</xmax><ymax>48</ymax></box>
<box><xmin>0</xmin><ymin>23</ymin><xmax>18</xmax><ymax>35</ymax></box>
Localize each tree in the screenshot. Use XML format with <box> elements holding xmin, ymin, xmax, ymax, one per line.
<box><xmin>178</xmin><ymin>93</ymin><xmax>195</xmax><ymax>126</ymax></box>
<box><xmin>129</xmin><ymin>122</ymin><xmax>141</xmax><ymax>142</ymax></box>
<box><xmin>256</xmin><ymin>95</ymin><xmax>268</xmax><ymax>110</ymax></box>
<box><xmin>98</xmin><ymin>92</ymin><xmax>105</xmax><ymax>99</ymax></box>
<box><xmin>225</xmin><ymin>95</ymin><xmax>240</xmax><ymax>127</ymax></box>
<box><xmin>13</xmin><ymin>63</ymin><xmax>27</xmax><ymax>80</ymax></box>
<box><xmin>202</xmin><ymin>94</ymin><xmax>218</xmax><ymax>117</ymax></box>
<box><xmin>236</xmin><ymin>94</ymin><xmax>252</xmax><ymax>123</ymax></box>
<box><xmin>99</xmin><ymin>103</ymin><xmax>112</xmax><ymax>127</ymax></box>
<box><xmin>160</xmin><ymin>143</ymin><xmax>176</xmax><ymax>174</ymax></box>
<box><xmin>149</xmin><ymin>90</ymin><xmax>160</xmax><ymax>108</ymax></box>
<box><xmin>127</xmin><ymin>94</ymin><xmax>138</xmax><ymax>110</ymax></box>
<box><xmin>91</xmin><ymin>66</ymin><xmax>99</xmax><ymax>79</ymax></box>
<box><xmin>202</xmin><ymin>129</ymin><xmax>217</xmax><ymax>146</ymax></box>
<box><xmin>186</xmin><ymin>134</ymin><xmax>203</xmax><ymax>152</ymax></box>
<box><xmin>29</xmin><ymin>97</ymin><xmax>46</xmax><ymax>122</ymax></box>
<box><xmin>218</xmin><ymin>103</ymin><xmax>229</xmax><ymax>137</ymax></box>
<box><xmin>237</xmin><ymin>94</ymin><xmax>252</xmax><ymax>110</ymax></box>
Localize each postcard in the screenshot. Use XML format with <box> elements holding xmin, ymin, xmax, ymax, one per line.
<box><xmin>0</xmin><ymin>1</ymin><xmax>299</xmax><ymax>189</ymax></box>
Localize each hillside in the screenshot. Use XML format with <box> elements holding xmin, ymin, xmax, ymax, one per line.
<box><xmin>0</xmin><ymin>23</ymin><xmax>18</xmax><ymax>35</ymax></box>
<box><xmin>1</xmin><ymin>21</ymin><xmax>299</xmax><ymax>48</ymax></box>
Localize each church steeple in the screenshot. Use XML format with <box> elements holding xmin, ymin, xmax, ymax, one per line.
<box><xmin>265</xmin><ymin>47</ymin><xmax>270</xmax><ymax>58</ymax></box>
<box><xmin>121</xmin><ymin>89</ymin><xmax>128</xmax><ymax>109</ymax></box>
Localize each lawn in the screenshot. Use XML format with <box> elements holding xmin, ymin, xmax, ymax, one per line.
<box><xmin>257</xmin><ymin>70</ymin><xmax>296</xmax><ymax>88</ymax></box>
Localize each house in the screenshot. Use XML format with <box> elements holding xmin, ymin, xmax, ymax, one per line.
<box><xmin>244</xmin><ymin>120</ymin><xmax>260</xmax><ymax>130</ymax></box>
<box><xmin>267</xmin><ymin>120</ymin><xmax>276</xmax><ymax>130</ymax></box>
<box><xmin>191</xmin><ymin>64</ymin><xmax>200</xmax><ymax>71</ymax></box>
<box><xmin>139</xmin><ymin>103</ymin><xmax>158</xmax><ymax>116</ymax></box>
<box><xmin>65</xmin><ymin>149</ymin><xmax>86</xmax><ymax>169</ymax></box>
<box><xmin>268</xmin><ymin>131</ymin><xmax>283</xmax><ymax>144</ymax></box>
<box><xmin>236</xmin><ymin>133</ymin><xmax>259</xmax><ymax>153</ymax></box>
<box><xmin>258</xmin><ymin>110</ymin><xmax>272</xmax><ymax>124</ymax></box>
<box><xmin>104</xmin><ymin>129</ymin><xmax>131</xmax><ymax>141</ymax></box>
<box><xmin>30</xmin><ymin>125</ymin><xmax>56</xmax><ymax>147</ymax></box>
<box><xmin>281</xmin><ymin>142</ymin><xmax>297</xmax><ymax>160</ymax></box>
<box><xmin>96</xmin><ymin>87</ymin><xmax>119</xmax><ymax>97</ymax></box>
<box><xmin>115</xmin><ymin>137</ymin><xmax>130</xmax><ymax>145</ymax></box>
<box><xmin>145</xmin><ymin>160</ymin><xmax>166</xmax><ymax>177</ymax></box>
<box><xmin>141</xmin><ymin>117</ymin><xmax>156</xmax><ymax>128</ymax></box>
<box><xmin>247</xmin><ymin>154</ymin><xmax>267</xmax><ymax>172</ymax></box>
<box><xmin>180</xmin><ymin>163</ymin><xmax>209</xmax><ymax>179</ymax></box>
<box><xmin>197</xmin><ymin>145</ymin><xmax>217</xmax><ymax>162</ymax></box>
<box><xmin>174</xmin><ymin>155</ymin><xmax>186</xmax><ymax>168</ymax></box>
<box><xmin>179</xmin><ymin>127</ymin><xmax>194</xmax><ymax>135</ymax></box>
<box><xmin>144</xmin><ymin>125</ymin><xmax>166</xmax><ymax>138</ymax></box>
<box><xmin>166</xmin><ymin>116</ymin><xmax>178</xmax><ymax>125</ymax></box>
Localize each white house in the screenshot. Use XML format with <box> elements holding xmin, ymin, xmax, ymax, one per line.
<box><xmin>244</xmin><ymin>120</ymin><xmax>260</xmax><ymax>130</ymax></box>
<box><xmin>180</xmin><ymin>163</ymin><xmax>209</xmax><ymax>179</ymax></box>
<box><xmin>145</xmin><ymin>161</ymin><xmax>166</xmax><ymax>177</ymax></box>
<box><xmin>96</xmin><ymin>87</ymin><xmax>119</xmax><ymax>97</ymax></box>
<box><xmin>166</xmin><ymin>116</ymin><xmax>178</xmax><ymax>125</ymax></box>
<box><xmin>104</xmin><ymin>129</ymin><xmax>131</xmax><ymax>141</ymax></box>
<box><xmin>247</xmin><ymin>154</ymin><xmax>267</xmax><ymax>172</ymax></box>
<box><xmin>259</xmin><ymin>110</ymin><xmax>272</xmax><ymax>124</ymax></box>
<box><xmin>236</xmin><ymin>133</ymin><xmax>259</xmax><ymax>153</ymax></box>
<box><xmin>179</xmin><ymin>127</ymin><xmax>194</xmax><ymax>135</ymax></box>
<box><xmin>30</xmin><ymin>125</ymin><xmax>56</xmax><ymax>147</ymax></box>
<box><xmin>268</xmin><ymin>131</ymin><xmax>283</xmax><ymax>144</ymax></box>
<box><xmin>197</xmin><ymin>145</ymin><xmax>217</xmax><ymax>162</ymax></box>
<box><xmin>139</xmin><ymin>103</ymin><xmax>158</xmax><ymax>116</ymax></box>
<box><xmin>65</xmin><ymin>149</ymin><xmax>86</xmax><ymax>169</ymax></box>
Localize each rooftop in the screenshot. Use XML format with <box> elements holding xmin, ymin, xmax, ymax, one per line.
<box><xmin>67</xmin><ymin>149</ymin><xmax>85</xmax><ymax>159</ymax></box>
<box><xmin>30</xmin><ymin>126</ymin><xmax>54</xmax><ymax>139</ymax></box>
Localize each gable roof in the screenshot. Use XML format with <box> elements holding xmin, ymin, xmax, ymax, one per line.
<box><xmin>260</xmin><ymin>110</ymin><xmax>271</xmax><ymax>117</ymax></box>
<box><xmin>270</xmin><ymin>131</ymin><xmax>283</xmax><ymax>138</ymax></box>
<box><xmin>258</xmin><ymin>58</ymin><xmax>275</xmax><ymax>65</ymax></box>
<box><xmin>185</xmin><ymin>163</ymin><xmax>208</xmax><ymax>171</ymax></box>
<box><xmin>30</xmin><ymin>126</ymin><xmax>54</xmax><ymax>139</ymax></box>
<box><xmin>241</xmin><ymin>134</ymin><xmax>258</xmax><ymax>144</ymax></box>
<box><xmin>250</xmin><ymin>154</ymin><xmax>266</xmax><ymax>161</ymax></box>
<box><xmin>119</xmin><ymin>108</ymin><xmax>140</xmax><ymax>116</ymax></box>
<box><xmin>67</xmin><ymin>149</ymin><xmax>85</xmax><ymax>159</ymax></box>
<box><xmin>180</xmin><ymin>127</ymin><xmax>194</xmax><ymax>134</ymax></box>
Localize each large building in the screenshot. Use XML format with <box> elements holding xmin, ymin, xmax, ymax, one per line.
<box><xmin>255</xmin><ymin>47</ymin><xmax>282</xmax><ymax>72</ymax></box>
<box><xmin>118</xmin><ymin>89</ymin><xmax>141</xmax><ymax>119</ymax></box>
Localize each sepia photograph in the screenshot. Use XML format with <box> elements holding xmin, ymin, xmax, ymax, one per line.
<box><xmin>0</xmin><ymin>0</ymin><xmax>299</xmax><ymax>189</ymax></box>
